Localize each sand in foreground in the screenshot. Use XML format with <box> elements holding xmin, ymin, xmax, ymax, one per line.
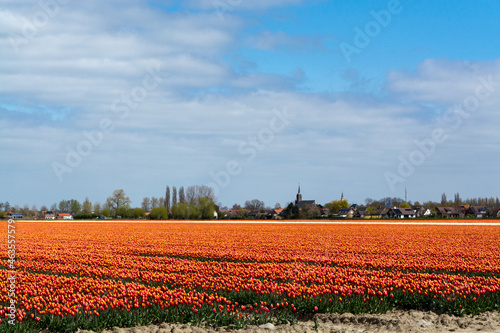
<box><xmin>75</xmin><ymin>310</ymin><xmax>500</xmax><ymax>333</ymax></box>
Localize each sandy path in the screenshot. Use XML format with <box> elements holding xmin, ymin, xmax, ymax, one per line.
<box><xmin>75</xmin><ymin>310</ymin><xmax>500</xmax><ymax>333</ymax></box>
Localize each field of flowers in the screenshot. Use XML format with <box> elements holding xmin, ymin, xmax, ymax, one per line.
<box><xmin>1</xmin><ymin>221</ymin><xmax>500</xmax><ymax>332</ymax></box>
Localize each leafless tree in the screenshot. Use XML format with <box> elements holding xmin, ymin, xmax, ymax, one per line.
<box><xmin>165</xmin><ymin>186</ymin><xmax>171</xmax><ymax>211</ymax></box>
<box><xmin>179</xmin><ymin>186</ymin><xmax>186</xmax><ymax>203</ymax></box>
<box><xmin>141</xmin><ymin>197</ymin><xmax>151</xmax><ymax>212</ymax></box>
<box><xmin>172</xmin><ymin>187</ymin><xmax>177</xmax><ymax>206</ymax></box>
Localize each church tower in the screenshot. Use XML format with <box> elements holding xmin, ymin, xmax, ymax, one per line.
<box><xmin>295</xmin><ymin>184</ymin><xmax>302</xmax><ymax>205</ymax></box>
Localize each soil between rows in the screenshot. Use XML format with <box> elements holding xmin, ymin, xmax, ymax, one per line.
<box><xmin>74</xmin><ymin>309</ymin><xmax>500</xmax><ymax>333</ymax></box>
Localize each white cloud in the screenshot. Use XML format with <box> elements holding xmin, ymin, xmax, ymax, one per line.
<box><xmin>246</xmin><ymin>30</ymin><xmax>324</xmax><ymax>52</ymax></box>
<box><xmin>1</xmin><ymin>1</ymin><xmax>500</xmax><ymax>207</ymax></box>
<box><xmin>184</xmin><ymin>0</ymin><xmax>308</xmax><ymax>11</ymax></box>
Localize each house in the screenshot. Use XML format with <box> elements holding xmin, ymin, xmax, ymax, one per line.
<box><xmin>379</xmin><ymin>207</ymin><xmax>391</xmax><ymax>219</ymax></box>
<box><xmin>7</xmin><ymin>212</ymin><xmax>23</xmax><ymax>219</ymax></box>
<box><xmin>247</xmin><ymin>210</ymin><xmax>260</xmax><ymax>219</ymax></box>
<box><xmin>436</xmin><ymin>207</ymin><xmax>459</xmax><ymax>218</ymax></box>
<box><xmin>382</xmin><ymin>207</ymin><xmax>416</xmax><ymax>219</ymax></box>
<box><xmin>43</xmin><ymin>211</ymin><xmax>56</xmax><ymax>219</ymax></box>
<box><xmin>458</xmin><ymin>205</ymin><xmax>470</xmax><ymax>218</ymax></box>
<box><xmin>466</xmin><ymin>206</ymin><xmax>488</xmax><ymax>218</ymax></box>
<box><xmin>338</xmin><ymin>208</ymin><xmax>355</xmax><ymax>218</ymax></box>
<box><xmin>419</xmin><ymin>208</ymin><xmax>432</xmax><ymax>217</ymax></box>
<box><xmin>393</xmin><ymin>208</ymin><xmax>416</xmax><ymax>219</ymax></box>
<box><xmin>413</xmin><ymin>206</ymin><xmax>432</xmax><ymax>217</ymax></box>
<box><xmin>353</xmin><ymin>206</ymin><xmax>367</xmax><ymax>218</ymax></box>
<box><xmin>57</xmin><ymin>213</ymin><xmax>73</xmax><ymax>220</ymax></box>
<box><xmin>491</xmin><ymin>208</ymin><xmax>500</xmax><ymax>218</ymax></box>
<box><xmin>274</xmin><ymin>208</ymin><xmax>284</xmax><ymax>219</ymax></box>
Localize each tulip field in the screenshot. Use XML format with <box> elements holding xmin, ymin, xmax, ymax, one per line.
<box><xmin>2</xmin><ymin>221</ymin><xmax>500</xmax><ymax>332</ymax></box>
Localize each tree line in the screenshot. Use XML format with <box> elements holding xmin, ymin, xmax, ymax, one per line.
<box><xmin>0</xmin><ymin>185</ymin><xmax>217</xmax><ymax>220</ymax></box>
<box><xmin>2</xmin><ymin>190</ymin><xmax>500</xmax><ymax>220</ymax></box>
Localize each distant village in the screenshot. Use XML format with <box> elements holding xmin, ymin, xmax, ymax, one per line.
<box><xmin>3</xmin><ymin>186</ymin><xmax>500</xmax><ymax>220</ymax></box>
<box><xmin>219</xmin><ymin>187</ymin><xmax>500</xmax><ymax>220</ymax></box>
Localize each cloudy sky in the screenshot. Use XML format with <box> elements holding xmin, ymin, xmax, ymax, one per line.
<box><xmin>1</xmin><ymin>0</ymin><xmax>500</xmax><ymax>209</ymax></box>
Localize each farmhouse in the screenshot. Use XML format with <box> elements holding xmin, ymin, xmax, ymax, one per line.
<box><xmin>57</xmin><ymin>213</ymin><xmax>73</xmax><ymax>220</ymax></box>
<box><xmin>43</xmin><ymin>211</ymin><xmax>56</xmax><ymax>219</ymax></box>
<box><xmin>383</xmin><ymin>207</ymin><xmax>416</xmax><ymax>219</ymax></box>
<box><xmin>338</xmin><ymin>208</ymin><xmax>355</xmax><ymax>218</ymax></box>
<box><xmin>466</xmin><ymin>206</ymin><xmax>488</xmax><ymax>218</ymax></box>
<box><xmin>436</xmin><ymin>207</ymin><xmax>459</xmax><ymax>218</ymax></box>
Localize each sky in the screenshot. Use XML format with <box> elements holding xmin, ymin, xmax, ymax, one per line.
<box><xmin>1</xmin><ymin>0</ymin><xmax>500</xmax><ymax>209</ymax></box>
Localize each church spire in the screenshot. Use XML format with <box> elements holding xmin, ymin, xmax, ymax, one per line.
<box><xmin>295</xmin><ymin>183</ymin><xmax>302</xmax><ymax>205</ymax></box>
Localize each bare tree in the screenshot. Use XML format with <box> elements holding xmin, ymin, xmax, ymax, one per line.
<box><xmin>165</xmin><ymin>186</ymin><xmax>171</xmax><ymax>211</ymax></box>
<box><xmin>106</xmin><ymin>189</ymin><xmax>131</xmax><ymax>215</ymax></box>
<box><xmin>441</xmin><ymin>193</ymin><xmax>447</xmax><ymax>205</ymax></box>
<box><xmin>244</xmin><ymin>199</ymin><xmax>265</xmax><ymax>211</ymax></box>
<box><xmin>186</xmin><ymin>185</ymin><xmax>215</xmax><ymax>204</ymax></box>
<box><xmin>172</xmin><ymin>187</ymin><xmax>177</xmax><ymax>206</ymax></box>
<box><xmin>141</xmin><ymin>197</ymin><xmax>151</xmax><ymax>212</ymax></box>
<box><xmin>93</xmin><ymin>202</ymin><xmax>101</xmax><ymax>214</ymax></box>
<box><xmin>179</xmin><ymin>186</ymin><xmax>186</xmax><ymax>203</ymax></box>
<box><xmin>31</xmin><ymin>204</ymin><xmax>38</xmax><ymax>217</ymax></box>
<box><xmin>151</xmin><ymin>197</ymin><xmax>159</xmax><ymax>209</ymax></box>
<box><xmin>186</xmin><ymin>186</ymin><xmax>195</xmax><ymax>204</ymax></box>
<box><xmin>82</xmin><ymin>197</ymin><xmax>93</xmax><ymax>214</ymax></box>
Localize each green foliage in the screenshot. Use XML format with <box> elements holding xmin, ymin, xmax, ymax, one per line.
<box><xmin>282</xmin><ymin>203</ymin><xmax>299</xmax><ymax>219</ymax></box>
<box><xmin>100</xmin><ymin>207</ymin><xmax>111</xmax><ymax>217</ymax></box>
<box><xmin>171</xmin><ymin>196</ymin><xmax>216</xmax><ymax>220</ymax></box>
<box><xmin>325</xmin><ymin>199</ymin><xmax>349</xmax><ymax>215</ymax></box>
<box><xmin>172</xmin><ymin>202</ymin><xmax>201</xmax><ymax>219</ymax></box>
<box><xmin>198</xmin><ymin>197</ymin><xmax>216</xmax><ymax>220</ymax></box>
<box><xmin>107</xmin><ymin>189</ymin><xmax>132</xmax><ymax>216</ymax></box>
<box><xmin>129</xmin><ymin>208</ymin><xmax>146</xmax><ymax>219</ymax></box>
<box><xmin>299</xmin><ymin>204</ymin><xmax>321</xmax><ymax>219</ymax></box>
<box><xmin>365</xmin><ymin>206</ymin><xmax>377</xmax><ymax>216</ymax></box>
<box><xmin>116</xmin><ymin>205</ymin><xmax>131</xmax><ymax>218</ymax></box>
<box><xmin>6</xmin><ymin>288</ymin><xmax>499</xmax><ymax>333</ymax></box>
<box><xmin>150</xmin><ymin>207</ymin><xmax>169</xmax><ymax>220</ymax></box>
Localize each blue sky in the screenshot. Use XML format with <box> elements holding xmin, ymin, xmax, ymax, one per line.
<box><xmin>1</xmin><ymin>0</ymin><xmax>500</xmax><ymax>210</ymax></box>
